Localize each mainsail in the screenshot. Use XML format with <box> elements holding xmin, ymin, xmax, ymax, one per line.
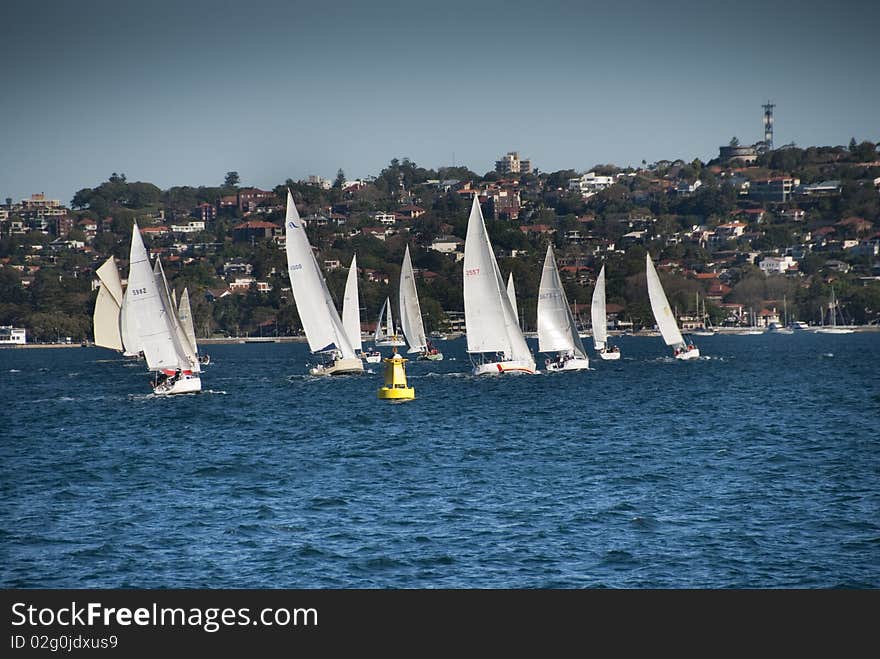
<box><xmin>125</xmin><ymin>224</ymin><xmax>187</xmax><ymax>371</ymax></box>
<box><xmin>463</xmin><ymin>195</ymin><xmax>533</xmax><ymax>365</ymax></box>
<box><xmin>590</xmin><ymin>264</ymin><xmax>609</xmax><ymax>350</ymax></box>
<box><xmin>537</xmin><ymin>245</ymin><xmax>587</xmax><ymax>357</ymax></box>
<box><xmin>646</xmin><ymin>254</ymin><xmax>685</xmax><ymax>347</ymax></box>
<box><xmin>284</xmin><ymin>190</ymin><xmax>356</xmax><ymax>358</ymax></box>
<box><xmin>93</xmin><ymin>256</ymin><xmax>124</xmax><ymax>351</ymax></box>
<box><xmin>341</xmin><ymin>254</ymin><xmax>363</xmax><ymax>352</ymax></box>
<box><xmin>398</xmin><ymin>245</ymin><xmax>427</xmax><ymax>354</ymax></box>
<box><xmin>177</xmin><ymin>287</ymin><xmax>198</xmax><ymax>356</ymax></box>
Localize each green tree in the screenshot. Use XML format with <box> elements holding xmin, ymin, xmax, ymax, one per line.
<box><xmin>333</xmin><ymin>169</ymin><xmax>346</xmax><ymax>189</ymax></box>
<box><xmin>224</xmin><ymin>171</ymin><xmax>240</xmax><ymax>188</ymax></box>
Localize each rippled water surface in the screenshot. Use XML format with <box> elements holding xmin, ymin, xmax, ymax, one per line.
<box><xmin>2</xmin><ymin>333</ymin><xmax>878</xmax><ymax>587</ymax></box>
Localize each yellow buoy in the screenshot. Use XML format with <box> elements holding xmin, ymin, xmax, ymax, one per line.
<box><xmin>378</xmin><ymin>349</ymin><xmax>415</xmax><ymax>400</ymax></box>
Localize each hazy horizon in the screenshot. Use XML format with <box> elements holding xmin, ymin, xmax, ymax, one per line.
<box><xmin>2</xmin><ymin>0</ymin><xmax>878</xmax><ymax>205</ymax></box>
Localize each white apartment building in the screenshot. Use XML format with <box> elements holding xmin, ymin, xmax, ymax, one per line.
<box><xmin>759</xmin><ymin>255</ymin><xmax>797</xmax><ymax>274</ymax></box>
<box><xmin>568</xmin><ymin>172</ymin><xmax>616</xmax><ymax>198</ymax></box>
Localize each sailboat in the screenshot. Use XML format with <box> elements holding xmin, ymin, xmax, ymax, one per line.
<box><xmin>815</xmin><ymin>286</ymin><xmax>854</xmax><ymax>334</ymax></box>
<box><xmin>373</xmin><ymin>297</ymin><xmax>406</xmax><ymax>347</ymax></box>
<box><xmin>590</xmin><ymin>264</ymin><xmax>621</xmax><ymax>360</ymax></box>
<box><xmin>124</xmin><ymin>224</ymin><xmax>201</xmax><ymax>394</ymax></box>
<box><xmin>691</xmin><ymin>293</ymin><xmax>716</xmax><ymax>336</ymax></box>
<box><xmin>93</xmin><ymin>256</ymin><xmax>125</xmax><ymax>352</ymax></box>
<box><xmin>342</xmin><ymin>255</ymin><xmax>381</xmax><ymax>363</ymax></box>
<box><xmin>284</xmin><ymin>190</ymin><xmax>364</xmax><ymax>376</ymax></box>
<box><xmin>537</xmin><ymin>245</ymin><xmax>590</xmax><ymax>371</ymax></box>
<box><xmin>463</xmin><ymin>195</ymin><xmax>537</xmax><ymax>375</ymax></box>
<box><xmin>646</xmin><ymin>253</ymin><xmax>700</xmax><ymax>360</ymax></box>
<box><xmin>399</xmin><ymin>244</ymin><xmax>442</xmax><ymax>360</ymax></box>
<box><xmin>768</xmin><ymin>294</ymin><xmax>793</xmax><ymax>334</ymax></box>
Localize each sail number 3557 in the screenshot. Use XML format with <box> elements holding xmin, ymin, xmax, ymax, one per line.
<box><xmin>465</xmin><ymin>268</ymin><xmax>480</xmax><ymax>276</ymax></box>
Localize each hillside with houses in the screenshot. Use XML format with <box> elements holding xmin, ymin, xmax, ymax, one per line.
<box><xmin>2</xmin><ymin>141</ymin><xmax>879</xmax><ymax>343</ymax></box>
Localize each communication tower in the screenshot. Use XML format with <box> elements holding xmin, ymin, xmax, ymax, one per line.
<box><xmin>762</xmin><ymin>101</ymin><xmax>775</xmax><ymax>150</ymax></box>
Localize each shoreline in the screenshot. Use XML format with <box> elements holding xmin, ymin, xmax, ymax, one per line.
<box><xmin>5</xmin><ymin>325</ymin><xmax>880</xmax><ymax>350</ymax></box>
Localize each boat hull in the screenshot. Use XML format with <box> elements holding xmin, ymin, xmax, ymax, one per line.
<box><xmin>310</xmin><ymin>357</ymin><xmax>365</xmax><ymax>376</ymax></box>
<box><xmin>473</xmin><ymin>359</ymin><xmax>537</xmax><ymax>376</ymax></box>
<box><xmin>596</xmin><ymin>349</ymin><xmax>621</xmax><ymax>361</ymax></box>
<box><xmin>375</xmin><ymin>339</ymin><xmax>406</xmax><ymax>347</ymax></box>
<box><xmin>153</xmin><ymin>373</ymin><xmax>202</xmax><ymax>395</ymax></box>
<box><xmin>359</xmin><ymin>352</ymin><xmax>382</xmax><ymax>364</ymax></box>
<box><xmin>546</xmin><ymin>356</ymin><xmax>591</xmax><ymax>372</ymax></box>
<box><xmin>815</xmin><ymin>328</ymin><xmax>854</xmax><ymax>334</ymax></box>
<box><xmin>674</xmin><ymin>348</ymin><xmax>701</xmax><ymax>361</ymax></box>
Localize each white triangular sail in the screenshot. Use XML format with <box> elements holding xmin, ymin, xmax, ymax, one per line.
<box><xmin>399</xmin><ymin>245</ymin><xmax>427</xmax><ymax>354</ymax></box>
<box><xmin>284</xmin><ymin>190</ymin><xmax>356</xmax><ymax>358</ymax></box>
<box><xmin>374</xmin><ymin>298</ymin><xmax>390</xmax><ymax>343</ymax></box>
<box><xmin>177</xmin><ymin>288</ymin><xmax>198</xmax><ymax>356</ymax></box>
<box><xmin>506</xmin><ymin>272</ymin><xmax>519</xmax><ymax>326</ymax></box>
<box><xmin>342</xmin><ymin>254</ymin><xmax>363</xmax><ymax>352</ymax></box>
<box><xmin>590</xmin><ymin>265</ymin><xmax>609</xmax><ymax>350</ymax></box>
<box><xmin>153</xmin><ymin>257</ymin><xmax>199</xmax><ymax>372</ymax></box>
<box><xmin>124</xmin><ymin>224</ymin><xmax>186</xmax><ymax>371</ymax></box>
<box><xmin>646</xmin><ymin>254</ymin><xmax>685</xmax><ymax>347</ymax></box>
<box><xmin>93</xmin><ymin>256</ymin><xmax>124</xmax><ymax>351</ymax></box>
<box><xmin>463</xmin><ymin>196</ymin><xmax>534</xmax><ymax>365</ymax></box>
<box><xmin>537</xmin><ymin>245</ymin><xmax>587</xmax><ymax>357</ymax></box>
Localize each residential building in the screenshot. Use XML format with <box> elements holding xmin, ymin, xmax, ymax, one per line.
<box><xmin>718</xmin><ymin>144</ymin><xmax>758</xmax><ymax>164</ymax></box>
<box><xmin>795</xmin><ymin>180</ymin><xmax>841</xmax><ymax>198</ymax></box>
<box><xmin>430</xmin><ymin>235</ymin><xmax>464</xmax><ymax>254</ymax></box>
<box><xmin>232</xmin><ymin>220</ymin><xmax>279</xmax><ymax>242</ymax></box>
<box><xmin>304</xmin><ymin>175</ymin><xmax>331</xmax><ymax>189</ymax></box>
<box><xmin>749</xmin><ymin>177</ymin><xmax>800</xmax><ymax>203</ymax></box>
<box><xmin>495</xmin><ymin>151</ymin><xmax>532</xmax><ymax>175</ymax></box>
<box><xmin>193</xmin><ymin>203</ymin><xmax>216</xmax><ymax>222</ymax></box>
<box><xmin>169</xmin><ymin>220</ymin><xmax>205</xmax><ymax>234</ymax></box>
<box><xmin>568</xmin><ymin>172</ymin><xmax>615</xmax><ymax>198</ymax></box>
<box><xmin>759</xmin><ymin>255</ymin><xmax>797</xmax><ymax>274</ymax></box>
<box><xmin>222</xmin><ymin>258</ymin><xmax>253</xmax><ymax>278</ymax></box>
<box><xmin>374</xmin><ymin>212</ymin><xmax>396</xmax><ymax>226</ymax></box>
<box><xmin>0</xmin><ymin>326</ymin><xmax>26</xmax><ymax>344</ymax></box>
<box><xmin>676</xmin><ymin>180</ymin><xmax>702</xmax><ymax>196</ymax></box>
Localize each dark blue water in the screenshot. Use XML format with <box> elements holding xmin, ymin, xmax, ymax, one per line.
<box><xmin>2</xmin><ymin>333</ymin><xmax>879</xmax><ymax>588</ymax></box>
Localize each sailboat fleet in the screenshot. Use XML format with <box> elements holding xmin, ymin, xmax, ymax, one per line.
<box><xmin>92</xmin><ymin>224</ymin><xmax>206</xmax><ymax>394</ymax></box>
<box><xmin>111</xmin><ymin>190</ymin><xmax>876</xmax><ymax>392</ymax></box>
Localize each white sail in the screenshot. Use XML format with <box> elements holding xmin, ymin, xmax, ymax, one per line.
<box><xmin>93</xmin><ymin>256</ymin><xmax>123</xmax><ymax>351</ymax></box>
<box><xmin>177</xmin><ymin>288</ymin><xmax>198</xmax><ymax>356</ymax></box>
<box><xmin>506</xmin><ymin>272</ymin><xmax>519</xmax><ymax>326</ymax></box>
<box><xmin>96</xmin><ymin>256</ymin><xmax>124</xmax><ymax>307</ymax></box>
<box><xmin>399</xmin><ymin>245</ymin><xmax>427</xmax><ymax>354</ymax></box>
<box><xmin>284</xmin><ymin>190</ymin><xmax>356</xmax><ymax>358</ymax></box>
<box><xmin>341</xmin><ymin>254</ymin><xmax>363</xmax><ymax>352</ymax></box>
<box><xmin>153</xmin><ymin>257</ymin><xmax>199</xmax><ymax>372</ymax></box>
<box><xmin>646</xmin><ymin>254</ymin><xmax>685</xmax><ymax>347</ymax></box>
<box><xmin>374</xmin><ymin>298</ymin><xmax>390</xmax><ymax>343</ymax></box>
<box><xmin>537</xmin><ymin>245</ymin><xmax>587</xmax><ymax>357</ymax></box>
<box><xmin>125</xmin><ymin>224</ymin><xmax>185</xmax><ymax>371</ymax></box>
<box><xmin>590</xmin><ymin>265</ymin><xmax>609</xmax><ymax>350</ymax></box>
<box><xmin>93</xmin><ymin>285</ymin><xmax>123</xmax><ymax>351</ymax></box>
<box><xmin>463</xmin><ymin>195</ymin><xmax>533</xmax><ymax>365</ymax></box>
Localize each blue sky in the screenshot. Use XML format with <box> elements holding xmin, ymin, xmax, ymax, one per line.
<box><xmin>1</xmin><ymin>0</ymin><xmax>877</xmax><ymax>205</ymax></box>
